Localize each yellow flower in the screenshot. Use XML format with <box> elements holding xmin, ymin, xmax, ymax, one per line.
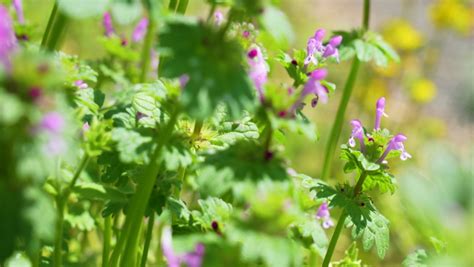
<box><xmin>410</xmin><ymin>78</ymin><xmax>437</xmax><ymax>103</ymax></box>
<box><xmin>382</xmin><ymin>19</ymin><xmax>424</xmax><ymax>51</ymax></box>
<box><xmin>430</xmin><ymin>0</ymin><xmax>473</xmax><ymax>35</ymax></box>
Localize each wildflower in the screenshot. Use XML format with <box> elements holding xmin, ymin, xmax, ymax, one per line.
<box><xmin>316</xmin><ymin>202</ymin><xmax>334</xmax><ymax>229</ymax></box>
<box><xmin>13</xmin><ymin>0</ymin><xmax>24</xmax><ymax>24</ymax></box>
<box><xmin>214</xmin><ymin>11</ymin><xmax>223</xmax><ymax>26</ymax></box>
<box><xmin>242</xmin><ymin>30</ymin><xmax>250</xmax><ymax>38</ymax></box>
<box><xmin>349</xmin><ymin>119</ymin><xmax>365</xmax><ymax>151</ymax></box>
<box><xmin>374</xmin><ymin>97</ymin><xmax>387</xmax><ymax>130</ymax></box>
<box><xmin>103</xmin><ymin>12</ymin><xmax>114</xmax><ymax>37</ymax></box>
<box><xmin>378</xmin><ymin>134</ymin><xmax>411</xmax><ymax>163</ymax></box>
<box><xmin>0</xmin><ymin>5</ymin><xmax>17</xmax><ymax>70</ymax></box>
<box><xmin>322</xmin><ymin>35</ymin><xmax>342</xmax><ymax>62</ymax></box>
<box><xmin>161</xmin><ymin>226</ymin><xmax>205</xmax><ymax>267</ymax></box>
<box><xmin>40</xmin><ymin>112</ymin><xmax>64</xmax><ymax>134</ymax></box>
<box><xmin>132</xmin><ymin>18</ymin><xmax>148</xmax><ymax>43</ymax></box>
<box><xmin>179</xmin><ymin>74</ymin><xmax>189</xmax><ymax>88</ymax></box>
<box><xmin>29</xmin><ymin>87</ymin><xmax>42</xmax><ymax>101</ymax></box>
<box><xmin>304</xmin><ymin>29</ymin><xmax>325</xmax><ymax>66</ymax></box>
<box><xmin>74</xmin><ymin>80</ymin><xmax>88</xmax><ymax>89</ymax></box>
<box><xmin>302</xmin><ymin>69</ymin><xmax>329</xmax><ymax>105</ymax></box>
<box><xmin>247</xmin><ymin>46</ymin><xmax>268</xmax><ymax>102</ymax></box>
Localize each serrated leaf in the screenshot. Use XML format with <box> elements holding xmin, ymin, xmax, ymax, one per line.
<box><xmin>291</xmin><ymin>218</ymin><xmax>328</xmax><ymax>257</ymax></box>
<box><xmin>111</xmin><ymin>128</ymin><xmax>153</xmax><ymax>164</ymax></box>
<box><xmin>193</xmin><ymin>197</ymin><xmax>233</xmax><ymax>230</ymax></box>
<box><xmin>73</xmin><ymin>182</ymin><xmax>127</xmax><ymax>203</ymax></box>
<box><xmin>402</xmin><ymin>249</ymin><xmax>428</xmax><ymax>267</ymax></box>
<box><xmin>159</xmin><ymin>18</ymin><xmax>255</xmax><ymax>119</ymax></box>
<box><xmin>352</xmin><ymin>211</ymin><xmax>390</xmax><ymax>259</ymax></box>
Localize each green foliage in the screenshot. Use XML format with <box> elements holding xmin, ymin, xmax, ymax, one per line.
<box><xmin>192</xmin><ymin>197</ymin><xmax>233</xmax><ymax>230</ymax></box>
<box><xmin>159</xmin><ymin>17</ymin><xmax>255</xmax><ymax>119</ymax></box>
<box><xmin>402</xmin><ymin>249</ymin><xmax>428</xmax><ymax>267</ymax></box>
<box><xmin>351</xmin><ymin>211</ymin><xmax>390</xmax><ymax>259</ymax></box>
<box><xmin>290</xmin><ymin>218</ymin><xmax>328</xmax><ymax>257</ymax></box>
<box><xmin>57</xmin><ymin>0</ymin><xmax>109</xmax><ymax>19</ymax></box>
<box><xmin>332</xmin><ymin>242</ymin><xmax>368</xmax><ymax>267</ymax></box>
<box><xmin>337</xmin><ymin>30</ymin><xmax>400</xmax><ymax>67</ymax></box>
<box><xmin>259</xmin><ymin>6</ymin><xmax>295</xmax><ymax>47</ymax></box>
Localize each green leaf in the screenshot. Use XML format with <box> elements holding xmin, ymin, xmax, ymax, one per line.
<box><xmin>110</xmin><ymin>1</ymin><xmax>142</xmax><ymax>25</ymax></box>
<box><xmin>0</xmin><ymin>90</ymin><xmax>24</xmax><ymax>126</ymax></box>
<box><xmin>351</xmin><ymin>211</ymin><xmax>390</xmax><ymax>259</ymax></box>
<box><xmin>57</xmin><ymin>0</ymin><xmax>109</xmax><ymax>19</ymax></box>
<box><xmin>402</xmin><ymin>249</ymin><xmax>428</xmax><ymax>267</ymax></box>
<box><xmin>111</xmin><ymin>128</ymin><xmax>153</xmax><ymax>164</ymax></box>
<box><xmin>291</xmin><ymin>218</ymin><xmax>328</xmax><ymax>257</ymax></box>
<box><xmin>72</xmin><ymin>182</ymin><xmax>128</xmax><ymax>203</ymax></box>
<box><xmin>332</xmin><ymin>242</ymin><xmax>368</xmax><ymax>267</ymax></box>
<box><xmin>259</xmin><ymin>6</ymin><xmax>295</xmax><ymax>47</ymax></box>
<box><xmin>270</xmin><ymin>111</ymin><xmax>317</xmax><ymax>142</ymax></box>
<box><xmin>192</xmin><ymin>197</ymin><xmax>233</xmax><ymax>230</ymax></box>
<box><xmin>159</xmin><ymin>17</ymin><xmax>255</xmax><ymax>119</ymax></box>
<box><xmin>167</xmin><ymin>197</ymin><xmax>191</xmax><ymax>223</ymax></box>
<box><xmin>65</xmin><ymin>211</ymin><xmax>95</xmax><ymax>231</ymax></box>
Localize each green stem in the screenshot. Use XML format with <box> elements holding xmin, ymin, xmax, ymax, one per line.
<box><xmin>41</xmin><ymin>2</ymin><xmax>57</xmax><ymax>47</ymax></box>
<box><xmin>168</xmin><ymin>0</ymin><xmax>178</xmax><ymax>12</ymax></box>
<box><xmin>139</xmin><ymin>1</ymin><xmax>157</xmax><ymax>83</ymax></box>
<box><xmin>53</xmin><ymin>197</ymin><xmax>65</xmax><ymax>267</ymax></box>
<box><xmin>68</xmin><ymin>155</ymin><xmax>90</xmax><ymax>190</ymax></box>
<box><xmin>321</xmin><ymin>0</ymin><xmax>370</xmax><ymax>180</ymax></box>
<box><xmin>206</xmin><ymin>4</ymin><xmax>217</xmax><ymax>22</ymax></box>
<box><xmin>176</xmin><ymin>0</ymin><xmax>189</xmax><ymax>14</ymax></box>
<box><xmin>102</xmin><ymin>216</ymin><xmax>112</xmax><ymax>267</ymax></box>
<box><xmin>140</xmin><ymin>212</ymin><xmax>155</xmax><ymax>267</ymax></box>
<box><xmin>42</xmin><ymin>2</ymin><xmax>69</xmax><ymax>51</ymax></box>
<box><xmin>116</xmin><ymin>109</ymin><xmax>180</xmax><ymax>267</ymax></box>
<box><xmin>322</xmin><ymin>172</ymin><xmax>368</xmax><ymax>267</ymax></box>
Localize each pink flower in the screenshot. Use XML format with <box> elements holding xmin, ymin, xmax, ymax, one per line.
<box><xmin>13</xmin><ymin>0</ymin><xmax>24</xmax><ymax>24</ymax></box>
<box><xmin>40</xmin><ymin>112</ymin><xmax>64</xmax><ymax>134</ymax></box>
<box><xmin>322</xmin><ymin>35</ymin><xmax>343</xmax><ymax>62</ymax></box>
<box><xmin>103</xmin><ymin>12</ymin><xmax>114</xmax><ymax>37</ymax></box>
<box><xmin>74</xmin><ymin>80</ymin><xmax>88</xmax><ymax>89</ymax></box>
<box><xmin>161</xmin><ymin>227</ymin><xmax>205</xmax><ymax>267</ymax></box>
<box><xmin>349</xmin><ymin>119</ymin><xmax>365</xmax><ymax>152</ymax></box>
<box><xmin>132</xmin><ymin>18</ymin><xmax>148</xmax><ymax>43</ymax></box>
<box><xmin>247</xmin><ymin>46</ymin><xmax>268</xmax><ymax>102</ymax></box>
<box><xmin>214</xmin><ymin>11</ymin><xmax>223</xmax><ymax>26</ymax></box>
<box><xmin>374</xmin><ymin>97</ymin><xmax>387</xmax><ymax>130</ymax></box>
<box><xmin>316</xmin><ymin>202</ymin><xmax>334</xmax><ymax>229</ymax></box>
<box><xmin>378</xmin><ymin>134</ymin><xmax>411</xmax><ymax>163</ymax></box>
<box><xmin>0</xmin><ymin>5</ymin><xmax>17</xmax><ymax>70</ymax></box>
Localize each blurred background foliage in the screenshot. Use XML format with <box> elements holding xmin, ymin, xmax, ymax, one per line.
<box><xmin>2</xmin><ymin>0</ymin><xmax>473</xmax><ymax>266</ymax></box>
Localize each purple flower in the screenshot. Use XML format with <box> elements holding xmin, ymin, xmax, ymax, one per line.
<box><xmin>242</xmin><ymin>30</ymin><xmax>250</xmax><ymax>38</ymax></box>
<box><xmin>40</xmin><ymin>112</ymin><xmax>64</xmax><ymax>134</ymax></box>
<box><xmin>179</xmin><ymin>74</ymin><xmax>190</xmax><ymax>88</ymax></box>
<box><xmin>103</xmin><ymin>12</ymin><xmax>114</xmax><ymax>37</ymax></box>
<box><xmin>349</xmin><ymin>119</ymin><xmax>365</xmax><ymax>151</ymax></box>
<box><xmin>0</xmin><ymin>5</ymin><xmax>17</xmax><ymax>70</ymax></box>
<box><xmin>74</xmin><ymin>80</ymin><xmax>88</xmax><ymax>89</ymax></box>
<box><xmin>247</xmin><ymin>46</ymin><xmax>268</xmax><ymax>102</ymax></box>
<box><xmin>288</xmin><ymin>68</ymin><xmax>328</xmax><ymax>115</ymax></box>
<box><xmin>214</xmin><ymin>11</ymin><xmax>223</xmax><ymax>26</ymax></box>
<box><xmin>322</xmin><ymin>35</ymin><xmax>342</xmax><ymax>62</ymax></box>
<box><xmin>378</xmin><ymin>134</ymin><xmax>411</xmax><ymax>163</ymax></box>
<box><xmin>13</xmin><ymin>0</ymin><xmax>24</xmax><ymax>24</ymax></box>
<box><xmin>161</xmin><ymin>227</ymin><xmax>205</xmax><ymax>267</ymax></box>
<box><xmin>132</xmin><ymin>18</ymin><xmax>148</xmax><ymax>43</ymax></box>
<box><xmin>304</xmin><ymin>29</ymin><xmax>325</xmax><ymax>66</ymax></box>
<box><xmin>29</xmin><ymin>87</ymin><xmax>42</xmax><ymax>101</ymax></box>
<box><xmin>316</xmin><ymin>202</ymin><xmax>334</xmax><ymax>229</ymax></box>
<box><xmin>374</xmin><ymin>97</ymin><xmax>387</xmax><ymax>130</ymax></box>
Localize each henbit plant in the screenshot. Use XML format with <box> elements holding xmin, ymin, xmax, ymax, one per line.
<box><xmin>0</xmin><ymin>0</ymin><xmax>408</xmax><ymax>266</ymax></box>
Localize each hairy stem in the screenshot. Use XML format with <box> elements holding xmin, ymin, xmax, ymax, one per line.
<box><xmin>321</xmin><ymin>0</ymin><xmax>370</xmax><ymax>180</ymax></box>
<box><xmin>322</xmin><ymin>171</ymin><xmax>368</xmax><ymax>267</ymax></box>
<box><xmin>102</xmin><ymin>216</ymin><xmax>112</xmax><ymax>267</ymax></box>
<box><xmin>140</xmin><ymin>212</ymin><xmax>155</xmax><ymax>267</ymax></box>
<box><xmin>41</xmin><ymin>2</ymin><xmax>69</xmax><ymax>51</ymax></box>
<box><xmin>114</xmin><ymin>109</ymin><xmax>180</xmax><ymax>267</ymax></box>
<box><xmin>139</xmin><ymin>0</ymin><xmax>157</xmax><ymax>83</ymax></box>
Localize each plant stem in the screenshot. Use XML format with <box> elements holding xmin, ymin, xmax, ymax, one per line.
<box><xmin>321</xmin><ymin>59</ymin><xmax>361</xmax><ymax>180</ymax></box>
<box><xmin>168</xmin><ymin>0</ymin><xmax>178</xmax><ymax>12</ymax></box>
<box><xmin>140</xmin><ymin>212</ymin><xmax>155</xmax><ymax>267</ymax></box>
<box><xmin>321</xmin><ymin>0</ymin><xmax>371</xmax><ymax>180</ymax></box>
<box><xmin>115</xmin><ymin>108</ymin><xmax>180</xmax><ymax>267</ymax></box>
<box><xmin>102</xmin><ymin>216</ymin><xmax>112</xmax><ymax>267</ymax></box>
<box><xmin>53</xmin><ymin>197</ymin><xmax>65</xmax><ymax>267</ymax></box>
<box><xmin>322</xmin><ymin>171</ymin><xmax>368</xmax><ymax>267</ymax></box>
<box><xmin>41</xmin><ymin>2</ymin><xmax>57</xmax><ymax>47</ymax></box>
<box><xmin>41</xmin><ymin>2</ymin><xmax>69</xmax><ymax>51</ymax></box>
<box><xmin>176</xmin><ymin>0</ymin><xmax>189</xmax><ymax>14</ymax></box>
<box><xmin>206</xmin><ymin>4</ymin><xmax>217</xmax><ymax>22</ymax></box>
<box><xmin>53</xmin><ymin>154</ymin><xmax>90</xmax><ymax>267</ymax></box>
<box><xmin>139</xmin><ymin>1</ymin><xmax>157</xmax><ymax>83</ymax></box>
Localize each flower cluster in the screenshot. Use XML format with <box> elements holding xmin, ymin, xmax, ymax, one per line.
<box><xmin>0</xmin><ymin>5</ymin><xmax>17</xmax><ymax>70</ymax></box>
<box><xmin>348</xmin><ymin>97</ymin><xmax>411</xmax><ymax>163</ymax></box>
<box><xmin>162</xmin><ymin>227</ymin><xmax>205</xmax><ymax>267</ymax></box>
<box><xmin>304</xmin><ymin>29</ymin><xmax>342</xmax><ymax>67</ymax></box>
<box><xmin>102</xmin><ymin>12</ymin><xmax>149</xmax><ymax>44</ymax></box>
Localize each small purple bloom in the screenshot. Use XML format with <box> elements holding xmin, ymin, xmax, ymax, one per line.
<box><xmin>82</xmin><ymin>122</ymin><xmax>90</xmax><ymax>132</ymax></box>
<box><xmin>247</xmin><ymin>46</ymin><xmax>268</xmax><ymax>102</ymax></box>
<box><xmin>13</xmin><ymin>0</ymin><xmax>24</xmax><ymax>24</ymax></box>
<box><xmin>179</xmin><ymin>74</ymin><xmax>190</xmax><ymax>88</ymax></box>
<box><xmin>214</xmin><ymin>11</ymin><xmax>223</xmax><ymax>26</ymax></box>
<box><xmin>29</xmin><ymin>87</ymin><xmax>42</xmax><ymax>101</ymax></box>
<box><xmin>103</xmin><ymin>12</ymin><xmax>114</xmax><ymax>37</ymax></box>
<box><xmin>304</xmin><ymin>29</ymin><xmax>326</xmax><ymax>66</ymax></box>
<box><xmin>288</xmin><ymin>68</ymin><xmax>328</xmax><ymax>114</ymax></box>
<box><xmin>316</xmin><ymin>202</ymin><xmax>334</xmax><ymax>229</ymax></box>
<box><xmin>74</xmin><ymin>80</ymin><xmax>88</xmax><ymax>89</ymax></box>
<box><xmin>242</xmin><ymin>30</ymin><xmax>250</xmax><ymax>38</ymax></box>
<box><xmin>40</xmin><ymin>112</ymin><xmax>64</xmax><ymax>134</ymax></box>
<box><xmin>349</xmin><ymin>119</ymin><xmax>365</xmax><ymax>151</ymax></box>
<box><xmin>132</xmin><ymin>18</ymin><xmax>148</xmax><ymax>43</ymax></box>
<box><xmin>161</xmin><ymin>227</ymin><xmax>205</xmax><ymax>267</ymax></box>
<box><xmin>0</xmin><ymin>5</ymin><xmax>17</xmax><ymax>70</ymax></box>
<box><xmin>374</xmin><ymin>97</ymin><xmax>387</xmax><ymax>130</ymax></box>
<box><xmin>322</xmin><ymin>35</ymin><xmax>343</xmax><ymax>62</ymax></box>
<box><xmin>378</xmin><ymin>134</ymin><xmax>411</xmax><ymax>163</ymax></box>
